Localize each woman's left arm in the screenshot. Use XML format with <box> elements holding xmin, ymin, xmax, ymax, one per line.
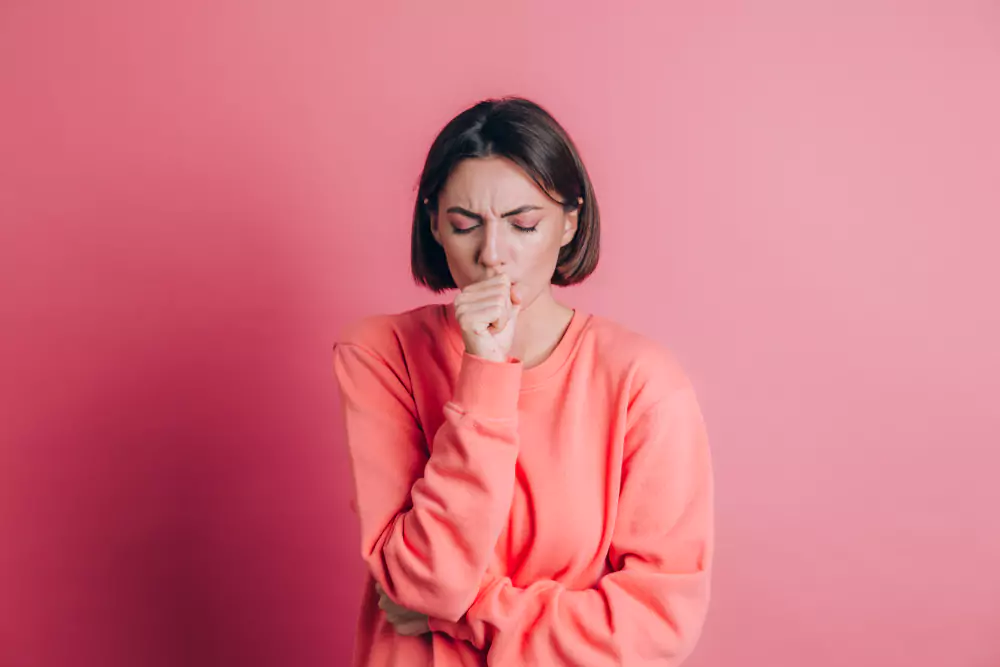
<box><xmin>427</xmin><ymin>383</ymin><xmax>714</xmax><ymax>666</ymax></box>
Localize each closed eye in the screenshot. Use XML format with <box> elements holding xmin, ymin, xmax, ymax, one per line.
<box><xmin>511</xmin><ymin>216</ymin><xmax>541</xmax><ymax>232</ymax></box>
<box><xmin>450</xmin><ymin>220</ymin><xmax>539</xmax><ymax>234</ymax></box>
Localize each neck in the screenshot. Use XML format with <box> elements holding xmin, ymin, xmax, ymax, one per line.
<box><xmin>510</xmin><ymin>288</ymin><xmax>575</xmax><ymax>368</ymax></box>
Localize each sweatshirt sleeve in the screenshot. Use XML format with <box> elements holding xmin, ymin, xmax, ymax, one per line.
<box><xmin>429</xmin><ymin>383</ymin><xmax>714</xmax><ymax>665</ymax></box>
<box><xmin>333</xmin><ymin>339</ymin><xmax>523</xmax><ymax>623</ymax></box>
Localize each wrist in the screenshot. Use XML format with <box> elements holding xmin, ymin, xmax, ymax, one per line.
<box><xmin>453</xmin><ymin>353</ymin><xmax>522</xmax><ymax>417</ymax></box>
<box><xmin>464</xmin><ymin>348</ymin><xmax>508</xmax><ymax>364</ymax></box>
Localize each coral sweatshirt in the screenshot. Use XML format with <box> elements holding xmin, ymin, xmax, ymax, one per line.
<box><xmin>332</xmin><ymin>304</ymin><xmax>713</xmax><ymax>666</ymax></box>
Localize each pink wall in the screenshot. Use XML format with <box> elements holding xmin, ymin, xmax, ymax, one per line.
<box><xmin>3</xmin><ymin>1</ymin><xmax>998</xmax><ymax>665</ymax></box>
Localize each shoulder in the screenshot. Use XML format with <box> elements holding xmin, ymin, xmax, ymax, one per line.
<box><xmin>582</xmin><ymin>316</ymin><xmax>706</xmax><ymax>446</ymax></box>
<box><xmin>335</xmin><ymin>304</ymin><xmax>443</xmax><ymax>359</ymax></box>
<box><xmin>332</xmin><ymin>304</ymin><xmax>446</xmax><ymax>395</ymax></box>
<box><xmin>582</xmin><ymin>314</ymin><xmax>695</xmax><ymax>399</ymax></box>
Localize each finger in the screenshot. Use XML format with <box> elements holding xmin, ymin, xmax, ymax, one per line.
<box><xmin>396</xmin><ymin>619</ymin><xmax>430</xmax><ymax>636</ymax></box>
<box><xmin>455</xmin><ymin>299</ymin><xmax>506</xmax><ymax>316</ymax></box>
<box><xmin>399</xmin><ymin>624</ymin><xmax>426</xmax><ymax>636</ymax></box>
<box><xmin>479</xmin><ymin>303</ymin><xmax>512</xmax><ymax>333</ymax></box>
<box><xmin>509</xmin><ymin>283</ymin><xmax>522</xmax><ymax>305</ymax></box>
<box><xmin>378</xmin><ymin>593</ymin><xmax>422</xmax><ymax>619</ymax></box>
<box><xmin>493</xmin><ymin>286</ymin><xmax>523</xmax><ymax>332</ymax></box>
<box><xmin>463</xmin><ymin>274</ymin><xmax>510</xmax><ymax>292</ymax></box>
<box><xmin>456</xmin><ymin>304</ymin><xmax>504</xmax><ymax>332</ymax></box>
<box><xmin>378</xmin><ymin>594</ymin><xmax>408</xmax><ymax>618</ymax></box>
<box><xmin>455</xmin><ymin>286</ymin><xmax>510</xmax><ymax>309</ymax></box>
<box><xmin>475</xmin><ymin>311</ymin><xmax>502</xmax><ymax>334</ymax></box>
<box><xmin>491</xmin><ymin>304</ymin><xmax>512</xmax><ymax>332</ymax></box>
<box><xmin>386</xmin><ymin>609</ymin><xmax>424</xmax><ymax>627</ymax></box>
<box><xmin>455</xmin><ymin>295</ymin><xmax>507</xmax><ymax>314</ymax></box>
<box><xmin>459</xmin><ymin>280</ymin><xmax>510</xmax><ymax>301</ymax></box>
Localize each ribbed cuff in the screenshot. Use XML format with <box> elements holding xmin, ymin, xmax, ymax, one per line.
<box><xmin>452</xmin><ymin>353</ymin><xmax>522</xmax><ymax>418</ymax></box>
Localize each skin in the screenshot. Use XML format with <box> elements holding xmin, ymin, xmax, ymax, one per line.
<box><xmin>431</xmin><ymin>155</ymin><xmax>581</xmax><ymax>365</ymax></box>
<box><xmin>377</xmin><ymin>155</ymin><xmax>583</xmax><ymax>634</ymax></box>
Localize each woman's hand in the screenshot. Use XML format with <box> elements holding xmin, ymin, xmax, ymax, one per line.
<box><xmin>375</xmin><ymin>583</ymin><xmax>430</xmax><ymax>636</ymax></box>
<box><xmin>454</xmin><ymin>274</ymin><xmax>522</xmax><ymax>363</ymax></box>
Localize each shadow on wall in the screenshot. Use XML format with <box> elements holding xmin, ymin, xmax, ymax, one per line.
<box><xmin>2</xmin><ymin>170</ymin><xmax>363</xmax><ymax>667</ymax></box>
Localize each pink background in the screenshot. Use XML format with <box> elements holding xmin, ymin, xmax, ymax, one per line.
<box><xmin>2</xmin><ymin>1</ymin><xmax>999</xmax><ymax>666</ymax></box>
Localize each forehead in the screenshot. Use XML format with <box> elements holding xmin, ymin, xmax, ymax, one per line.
<box><xmin>440</xmin><ymin>156</ymin><xmax>549</xmax><ymax>208</ymax></box>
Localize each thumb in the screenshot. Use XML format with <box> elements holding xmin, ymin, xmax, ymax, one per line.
<box><xmin>510</xmin><ymin>283</ymin><xmax>523</xmax><ymax>306</ymax></box>
<box><xmin>491</xmin><ymin>284</ymin><xmax>521</xmax><ymax>334</ymax></box>
<box><xmin>509</xmin><ymin>285</ymin><xmax>523</xmax><ymax>322</ymax></box>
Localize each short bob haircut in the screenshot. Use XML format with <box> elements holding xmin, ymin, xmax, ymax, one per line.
<box><xmin>411</xmin><ymin>96</ymin><xmax>600</xmax><ymax>292</ymax></box>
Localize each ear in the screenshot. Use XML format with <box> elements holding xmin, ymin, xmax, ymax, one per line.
<box><xmin>560</xmin><ymin>196</ymin><xmax>583</xmax><ymax>247</ymax></box>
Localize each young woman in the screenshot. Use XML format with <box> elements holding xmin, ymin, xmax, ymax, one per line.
<box><xmin>333</xmin><ymin>97</ymin><xmax>713</xmax><ymax>666</ymax></box>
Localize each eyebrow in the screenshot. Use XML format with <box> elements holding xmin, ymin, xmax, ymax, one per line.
<box><xmin>445</xmin><ymin>205</ymin><xmax>542</xmax><ymax>222</ymax></box>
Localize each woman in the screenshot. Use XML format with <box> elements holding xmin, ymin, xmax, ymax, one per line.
<box><xmin>332</xmin><ymin>97</ymin><xmax>713</xmax><ymax>666</ymax></box>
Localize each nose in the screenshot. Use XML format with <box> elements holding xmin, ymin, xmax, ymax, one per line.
<box><xmin>478</xmin><ymin>218</ymin><xmax>508</xmax><ymax>273</ymax></box>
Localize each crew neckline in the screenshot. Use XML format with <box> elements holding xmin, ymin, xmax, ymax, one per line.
<box><xmin>439</xmin><ymin>303</ymin><xmax>591</xmax><ymax>389</ymax></box>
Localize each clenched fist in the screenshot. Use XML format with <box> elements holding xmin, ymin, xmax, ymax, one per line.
<box><xmin>454</xmin><ymin>274</ymin><xmax>522</xmax><ymax>363</ymax></box>
<box><xmin>375</xmin><ymin>583</ymin><xmax>429</xmax><ymax>636</ymax></box>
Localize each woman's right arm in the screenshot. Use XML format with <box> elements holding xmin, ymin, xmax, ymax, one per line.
<box><xmin>332</xmin><ymin>336</ymin><xmax>522</xmax><ymax>623</ymax></box>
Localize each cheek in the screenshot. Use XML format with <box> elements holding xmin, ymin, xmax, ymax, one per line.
<box><xmin>440</xmin><ymin>235</ymin><xmax>474</xmax><ymax>259</ymax></box>
<box><xmin>515</xmin><ymin>230</ymin><xmax>562</xmax><ymax>259</ymax></box>
<box><xmin>439</xmin><ymin>237</ymin><xmax>479</xmax><ymax>281</ymax></box>
<box><xmin>509</xmin><ymin>233</ymin><xmax>563</xmax><ymax>278</ymax></box>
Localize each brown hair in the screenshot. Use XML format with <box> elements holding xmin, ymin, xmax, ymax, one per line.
<box><xmin>411</xmin><ymin>97</ymin><xmax>600</xmax><ymax>292</ymax></box>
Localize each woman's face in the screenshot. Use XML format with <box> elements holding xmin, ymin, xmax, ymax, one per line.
<box><xmin>430</xmin><ymin>156</ymin><xmax>579</xmax><ymax>303</ymax></box>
